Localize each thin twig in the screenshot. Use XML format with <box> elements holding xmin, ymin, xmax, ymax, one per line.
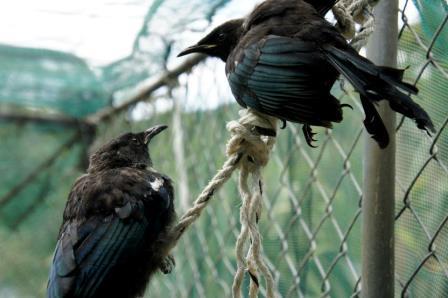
<box><xmin>0</xmin><ymin>132</ymin><xmax>81</xmax><ymax>209</ymax></box>
<box><xmin>9</xmin><ymin>173</ymin><xmax>52</xmax><ymax>230</ymax></box>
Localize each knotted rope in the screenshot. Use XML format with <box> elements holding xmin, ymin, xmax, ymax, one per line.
<box><xmin>172</xmin><ymin>109</ymin><xmax>278</xmax><ymax>298</ymax></box>
<box><xmin>333</xmin><ymin>0</ymin><xmax>379</xmax><ymax>50</ymax></box>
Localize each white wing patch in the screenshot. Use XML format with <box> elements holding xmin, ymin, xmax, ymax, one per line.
<box><xmin>150</xmin><ymin>177</ymin><xmax>164</xmax><ymax>191</ymax></box>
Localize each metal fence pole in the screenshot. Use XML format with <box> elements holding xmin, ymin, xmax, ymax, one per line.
<box><xmin>362</xmin><ymin>0</ymin><xmax>398</xmax><ymax>297</ymax></box>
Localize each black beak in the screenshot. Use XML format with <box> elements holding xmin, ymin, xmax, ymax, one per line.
<box><xmin>177</xmin><ymin>44</ymin><xmax>217</xmax><ymax>57</ymax></box>
<box><xmin>144</xmin><ymin>125</ymin><xmax>168</xmax><ymax>145</ymax></box>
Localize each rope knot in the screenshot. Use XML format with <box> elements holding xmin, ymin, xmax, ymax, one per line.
<box><xmin>333</xmin><ymin>0</ymin><xmax>378</xmax><ymax>50</ymax></box>
<box><xmin>226</xmin><ymin>109</ymin><xmax>278</xmax><ymax>168</ymax></box>
<box><xmin>333</xmin><ymin>2</ymin><xmax>357</xmax><ymax>39</ymax></box>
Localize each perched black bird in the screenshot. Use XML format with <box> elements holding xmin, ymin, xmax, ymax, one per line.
<box><xmin>178</xmin><ymin>0</ymin><xmax>435</xmax><ymax>148</ymax></box>
<box><xmin>47</xmin><ymin>125</ymin><xmax>176</xmax><ymax>298</ymax></box>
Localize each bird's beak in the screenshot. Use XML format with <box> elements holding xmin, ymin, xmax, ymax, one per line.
<box><xmin>144</xmin><ymin>125</ymin><xmax>168</xmax><ymax>145</ymax></box>
<box><xmin>177</xmin><ymin>44</ymin><xmax>217</xmax><ymax>57</ymax></box>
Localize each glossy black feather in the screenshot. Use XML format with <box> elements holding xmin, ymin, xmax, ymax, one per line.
<box><xmin>322</xmin><ymin>44</ymin><xmax>435</xmax><ymax>134</ymax></box>
<box><xmin>360</xmin><ymin>96</ymin><xmax>389</xmax><ymax>148</ymax></box>
<box><xmin>180</xmin><ymin>0</ymin><xmax>435</xmax><ymax>148</ymax></box>
<box><xmin>47</xmin><ymin>128</ymin><xmax>175</xmax><ymax>298</ymax></box>
<box><xmin>228</xmin><ymin>36</ymin><xmax>343</xmax><ymax>127</ymax></box>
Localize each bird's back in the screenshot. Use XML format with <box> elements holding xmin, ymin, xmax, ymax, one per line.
<box><xmin>227</xmin><ymin>0</ymin><xmax>433</xmax><ymax>146</ymax></box>
<box><xmin>226</xmin><ymin>0</ymin><xmax>345</xmax><ymax>127</ymax></box>
<box><xmin>179</xmin><ymin>0</ymin><xmax>433</xmax><ymax>146</ymax></box>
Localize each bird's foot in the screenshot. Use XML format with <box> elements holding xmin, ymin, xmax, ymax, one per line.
<box><xmin>302</xmin><ymin>125</ymin><xmax>318</xmax><ymax>148</ymax></box>
<box><xmin>159</xmin><ymin>254</ymin><xmax>176</xmax><ymax>274</ymax></box>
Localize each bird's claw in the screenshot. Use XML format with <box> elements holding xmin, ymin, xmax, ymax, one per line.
<box><xmin>302</xmin><ymin>125</ymin><xmax>318</xmax><ymax>148</ymax></box>
<box><xmin>159</xmin><ymin>254</ymin><xmax>176</xmax><ymax>274</ymax></box>
<box><xmin>254</xmin><ymin>126</ymin><xmax>277</xmax><ymax>137</ymax></box>
<box><xmin>341</xmin><ymin>103</ymin><xmax>354</xmax><ymax>110</ymax></box>
<box><xmin>280</xmin><ymin>119</ymin><xmax>287</xmax><ymax>129</ymax></box>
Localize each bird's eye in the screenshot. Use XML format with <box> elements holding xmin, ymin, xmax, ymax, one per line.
<box><xmin>217</xmin><ymin>33</ymin><xmax>225</xmax><ymax>41</ymax></box>
<box><xmin>131</xmin><ymin>138</ymin><xmax>139</xmax><ymax>145</ymax></box>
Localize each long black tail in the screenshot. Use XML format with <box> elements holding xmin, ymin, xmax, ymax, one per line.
<box><xmin>323</xmin><ymin>44</ymin><xmax>435</xmax><ymax>147</ymax></box>
<box><xmin>358</xmin><ymin>95</ymin><xmax>389</xmax><ymax>148</ymax></box>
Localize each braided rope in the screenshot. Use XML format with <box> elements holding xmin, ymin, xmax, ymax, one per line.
<box><xmin>227</xmin><ymin>110</ymin><xmax>277</xmax><ymax>298</ymax></box>
<box><xmin>171</xmin><ymin>109</ymin><xmax>278</xmax><ymax>298</ymax></box>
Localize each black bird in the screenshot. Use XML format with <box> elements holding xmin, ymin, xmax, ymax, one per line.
<box><xmin>47</xmin><ymin>125</ymin><xmax>176</xmax><ymax>298</ymax></box>
<box><xmin>178</xmin><ymin>0</ymin><xmax>435</xmax><ymax>148</ymax></box>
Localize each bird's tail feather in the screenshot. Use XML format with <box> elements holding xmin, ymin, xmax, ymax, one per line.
<box><xmin>323</xmin><ymin>45</ymin><xmax>435</xmax><ymax>140</ymax></box>
<box><xmin>360</xmin><ymin>95</ymin><xmax>389</xmax><ymax>148</ymax></box>
<box><xmin>376</xmin><ymin>66</ymin><xmax>419</xmax><ymax>95</ymax></box>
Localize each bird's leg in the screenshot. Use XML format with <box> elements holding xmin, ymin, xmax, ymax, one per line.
<box><xmin>159</xmin><ymin>254</ymin><xmax>176</xmax><ymax>274</ymax></box>
<box><xmin>302</xmin><ymin>124</ymin><xmax>318</xmax><ymax>148</ymax></box>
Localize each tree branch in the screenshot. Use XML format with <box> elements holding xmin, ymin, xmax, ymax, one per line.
<box><xmin>9</xmin><ymin>173</ymin><xmax>52</xmax><ymax>230</ymax></box>
<box><xmin>0</xmin><ymin>109</ymin><xmax>92</xmax><ymax>129</ymax></box>
<box><xmin>86</xmin><ymin>54</ymin><xmax>205</xmax><ymax>125</ymax></box>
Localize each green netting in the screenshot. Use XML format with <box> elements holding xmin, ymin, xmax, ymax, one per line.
<box><xmin>0</xmin><ymin>0</ymin><xmax>447</xmax><ymax>297</ymax></box>
<box><xmin>0</xmin><ymin>44</ymin><xmax>108</xmax><ymax>117</ymax></box>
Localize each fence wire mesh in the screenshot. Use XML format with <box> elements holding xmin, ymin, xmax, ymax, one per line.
<box><xmin>394</xmin><ymin>1</ymin><xmax>448</xmax><ymax>297</ymax></box>
<box><xmin>0</xmin><ymin>1</ymin><xmax>446</xmax><ymax>298</ymax></box>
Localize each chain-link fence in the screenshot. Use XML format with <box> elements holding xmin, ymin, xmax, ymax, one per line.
<box><xmin>0</xmin><ymin>0</ymin><xmax>446</xmax><ymax>297</ymax></box>
<box><xmin>394</xmin><ymin>1</ymin><xmax>448</xmax><ymax>297</ymax></box>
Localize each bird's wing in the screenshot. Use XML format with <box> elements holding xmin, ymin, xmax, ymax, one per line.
<box><xmin>47</xmin><ymin>206</ymin><xmax>148</xmax><ymax>298</ymax></box>
<box><xmin>227</xmin><ymin>35</ymin><xmax>343</xmax><ymax>126</ymax></box>
<box><xmin>47</xmin><ymin>173</ymin><xmax>174</xmax><ymax>298</ymax></box>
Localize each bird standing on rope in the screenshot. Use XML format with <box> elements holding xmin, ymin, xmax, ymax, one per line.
<box><xmin>47</xmin><ymin>125</ymin><xmax>176</xmax><ymax>298</ymax></box>
<box><xmin>178</xmin><ymin>0</ymin><xmax>435</xmax><ymax>148</ymax></box>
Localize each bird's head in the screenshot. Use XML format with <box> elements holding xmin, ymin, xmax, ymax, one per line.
<box><xmin>88</xmin><ymin>125</ymin><xmax>168</xmax><ymax>173</ymax></box>
<box><xmin>178</xmin><ymin>18</ymin><xmax>244</xmax><ymax>62</ymax></box>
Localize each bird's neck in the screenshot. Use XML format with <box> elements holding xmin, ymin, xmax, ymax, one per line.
<box><xmin>216</xmin><ymin>43</ymin><xmax>237</xmax><ymax>62</ymax></box>
<box><xmin>88</xmin><ymin>161</ymin><xmax>150</xmax><ymax>174</ymax></box>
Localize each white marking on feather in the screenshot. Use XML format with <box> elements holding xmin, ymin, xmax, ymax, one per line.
<box><xmin>150</xmin><ymin>178</ymin><xmax>164</xmax><ymax>191</ymax></box>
